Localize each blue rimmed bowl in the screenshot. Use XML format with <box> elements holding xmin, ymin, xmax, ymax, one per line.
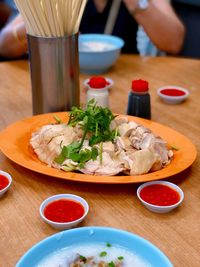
<box><xmin>16</xmin><ymin>226</ymin><xmax>173</xmax><ymax>267</ymax></box>
<box><xmin>79</xmin><ymin>34</ymin><xmax>124</xmax><ymax>74</ymax></box>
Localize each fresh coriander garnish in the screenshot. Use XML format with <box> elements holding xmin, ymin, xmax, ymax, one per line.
<box><xmin>79</xmin><ymin>255</ymin><xmax>86</xmax><ymax>261</ymax></box>
<box><xmin>54</xmin><ymin>99</ymin><xmax>117</xmax><ymax>168</ymax></box>
<box><xmin>99</xmin><ymin>251</ymin><xmax>107</xmax><ymax>257</ymax></box>
<box><xmin>108</xmin><ymin>261</ymin><xmax>115</xmax><ymax>267</ymax></box>
<box><xmin>68</xmin><ymin>99</ymin><xmax>117</xmax><ymax>146</ymax></box>
<box><xmin>118</xmin><ymin>256</ymin><xmax>124</xmax><ymax>260</ymax></box>
<box><xmin>99</xmin><ymin>142</ymin><xmax>103</xmax><ymax>165</ymax></box>
<box><xmin>114</xmin><ymin>128</ymin><xmax>118</xmax><ymax>138</ymax></box>
<box><xmin>54</xmin><ymin>143</ymin><xmax>98</xmax><ymax>167</ymax></box>
<box><xmin>171</xmin><ymin>145</ymin><xmax>179</xmax><ymax>151</ymax></box>
<box><xmin>53</xmin><ymin>114</ymin><xmax>62</xmax><ymax>124</ymax></box>
<box><xmin>59</xmin><ymin>140</ymin><xmax>63</xmax><ymax>149</ymax></box>
<box><xmin>54</xmin><ymin>141</ymin><xmax>80</xmax><ymax>164</ymax></box>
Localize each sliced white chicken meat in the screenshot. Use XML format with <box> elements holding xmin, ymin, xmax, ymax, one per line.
<box><xmin>115</xmin><ymin>136</ymin><xmax>132</xmax><ymax>151</ymax></box>
<box><xmin>129</xmin><ymin>148</ymin><xmax>157</xmax><ymax>175</ymax></box>
<box><xmin>118</xmin><ymin>121</ymin><xmax>139</xmax><ymax>137</ymax></box>
<box><xmin>102</xmin><ymin>141</ymin><xmax>115</xmax><ymax>156</ymax></box>
<box><xmin>129</xmin><ymin>125</ymin><xmax>173</xmax><ymax>167</ymax></box>
<box><xmin>80</xmin><ymin>152</ymin><xmax>124</xmax><ymax>176</ymax></box>
<box><xmin>30</xmin><ymin>117</ymin><xmax>173</xmax><ymax>176</ymax></box>
<box><xmin>116</xmin><ymin>150</ymin><xmax>135</xmax><ymax>170</ymax></box>
<box><xmin>110</xmin><ymin>116</ymin><xmax>129</xmax><ymax>130</ymax></box>
<box><xmin>30</xmin><ymin>124</ymin><xmax>77</xmax><ymax>165</ymax></box>
<box><xmin>149</xmin><ymin>137</ymin><xmax>173</xmax><ymax>165</ymax></box>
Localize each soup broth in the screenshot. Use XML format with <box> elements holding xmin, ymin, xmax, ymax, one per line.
<box><xmin>37</xmin><ymin>243</ymin><xmax>151</xmax><ymax>267</ymax></box>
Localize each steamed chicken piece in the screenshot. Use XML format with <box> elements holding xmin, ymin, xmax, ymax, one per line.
<box><xmin>117</xmin><ymin>121</ymin><xmax>139</xmax><ymax>137</ymax></box>
<box><xmin>102</xmin><ymin>141</ymin><xmax>115</xmax><ymax>156</ymax></box>
<box><xmin>115</xmin><ymin>136</ymin><xmax>133</xmax><ymax>151</ymax></box>
<box><xmin>30</xmin><ymin>124</ymin><xmax>77</xmax><ymax>165</ymax></box>
<box><xmin>115</xmin><ymin>148</ymin><xmax>158</xmax><ymax>175</ymax></box>
<box><xmin>128</xmin><ymin>148</ymin><xmax>158</xmax><ymax>175</ymax></box>
<box><xmin>117</xmin><ymin>120</ymin><xmax>173</xmax><ymax>168</ymax></box>
<box><xmin>110</xmin><ymin>116</ymin><xmax>129</xmax><ymax>130</ymax></box>
<box><xmin>30</xmin><ymin>116</ymin><xmax>173</xmax><ymax>176</ymax></box>
<box><xmin>80</xmin><ymin>152</ymin><xmax>124</xmax><ymax>176</ymax></box>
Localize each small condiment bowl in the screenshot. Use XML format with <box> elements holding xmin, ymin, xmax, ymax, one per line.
<box><xmin>157</xmin><ymin>85</ymin><xmax>189</xmax><ymax>104</ymax></box>
<box><xmin>137</xmin><ymin>181</ymin><xmax>184</xmax><ymax>213</ymax></box>
<box><xmin>39</xmin><ymin>194</ymin><xmax>89</xmax><ymax>230</ymax></box>
<box><xmin>0</xmin><ymin>170</ymin><xmax>12</xmax><ymax>198</ymax></box>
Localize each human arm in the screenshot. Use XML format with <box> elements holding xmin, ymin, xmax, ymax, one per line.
<box><xmin>123</xmin><ymin>0</ymin><xmax>185</xmax><ymax>54</ymax></box>
<box><xmin>0</xmin><ymin>3</ymin><xmax>11</xmax><ymax>28</ymax></box>
<box><xmin>0</xmin><ymin>14</ymin><xmax>28</xmax><ymax>59</ymax></box>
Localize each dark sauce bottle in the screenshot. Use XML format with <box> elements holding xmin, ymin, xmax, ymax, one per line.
<box><xmin>127</xmin><ymin>79</ymin><xmax>151</xmax><ymax>119</ymax></box>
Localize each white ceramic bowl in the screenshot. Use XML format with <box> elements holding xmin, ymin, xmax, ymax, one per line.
<box><xmin>137</xmin><ymin>181</ymin><xmax>184</xmax><ymax>213</ymax></box>
<box><xmin>0</xmin><ymin>170</ymin><xmax>12</xmax><ymax>198</ymax></box>
<box><xmin>157</xmin><ymin>85</ymin><xmax>189</xmax><ymax>104</ymax></box>
<box><xmin>40</xmin><ymin>194</ymin><xmax>89</xmax><ymax>230</ymax></box>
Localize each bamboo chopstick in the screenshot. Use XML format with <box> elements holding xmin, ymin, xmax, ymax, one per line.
<box><xmin>14</xmin><ymin>0</ymin><xmax>87</xmax><ymax>37</ymax></box>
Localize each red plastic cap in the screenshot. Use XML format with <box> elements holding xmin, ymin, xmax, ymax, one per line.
<box><xmin>88</xmin><ymin>76</ymin><xmax>110</xmax><ymax>89</ymax></box>
<box><xmin>132</xmin><ymin>79</ymin><xmax>149</xmax><ymax>92</ymax></box>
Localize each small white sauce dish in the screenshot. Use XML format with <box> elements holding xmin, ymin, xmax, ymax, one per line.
<box><xmin>157</xmin><ymin>85</ymin><xmax>189</xmax><ymax>104</ymax></box>
<box><xmin>137</xmin><ymin>181</ymin><xmax>184</xmax><ymax>213</ymax></box>
<box><xmin>39</xmin><ymin>194</ymin><xmax>89</xmax><ymax>230</ymax></box>
<box><xmin>0</xmin><ymin>170</ymin><xmax>12</xmax><ymax>198</ymax></box>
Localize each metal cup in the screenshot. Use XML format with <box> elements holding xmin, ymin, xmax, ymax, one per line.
<box><xmin>27</xmin><ymin>33</ymin><xmax>80</xmax><ymax>115</ymax></box>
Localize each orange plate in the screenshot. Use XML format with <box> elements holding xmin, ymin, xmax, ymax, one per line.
<box><xmin>0</xmin><ymin>113</ymin><xmax>197</xmax><ymax>184</ymax></box>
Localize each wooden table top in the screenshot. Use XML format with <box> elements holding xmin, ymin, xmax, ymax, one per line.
<box><xmin>0</xmin><ymin>55</ymin><xmax>200</xmax><ymax>267</ymax></box>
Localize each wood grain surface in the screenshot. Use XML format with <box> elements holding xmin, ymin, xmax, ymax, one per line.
<box><xmin>0</xmin><ymin>55</ymin><xmax>200</xmax><ymax>267</ymax></box>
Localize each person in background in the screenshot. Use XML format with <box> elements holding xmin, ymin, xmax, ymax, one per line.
<box><xmin>80</xmin><ymin>0</ymin><xmax>185</xmax><ymax>54</ymax></box>
<box><xmin>0</xmin><ymin>0</ymin><xmax>27</xmax><ymax>59</ymax></box>
<box><xmin>171</xmin><ymin>0</ymin><xmax>200</xmax><ymax>58</ymax></box>
<box><xmin>0</xmin><ymin>2</ymin><xmax>11</xmax><ymax>28</ymax></box>
<box><xmin>0</xmin><ymin>0</ymin><xmax>17</xmax><ymax>25</ymax></box>
<box><xmin>0</xmin><ymin>0</ymin><xmax>185</xmax><ymax>59</ymax></box>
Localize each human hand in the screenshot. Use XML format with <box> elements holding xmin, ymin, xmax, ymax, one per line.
<box><xmin>12</xmin><ymin>21</ymin><xmax>27</xmax><ymax>46</ymax></box>
<box><xmin>0</xmin><ymin>14</ymin><xmax>28</xmax><ymax>58</ymax></box>
<box><xmin>122</xmin><ymin>0</ymin><xmax>139</xmax><ymax>13</ymax></box>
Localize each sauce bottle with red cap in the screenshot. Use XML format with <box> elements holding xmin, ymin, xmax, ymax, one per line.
<box><xmin>86</xmin><ymin>76</ymin><xmax>109</xmax><ymax>107</ymax></box>
<box><xmin>127</xmin><ymin>79</ymin><xmax>151</xmax><ymax>119</ymax></box>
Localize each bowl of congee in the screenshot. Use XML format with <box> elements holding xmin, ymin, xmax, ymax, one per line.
<box><xmin>16</xmin><ymin>227</ymin><xmax>173</xmax><ymax>267</ymax></box>
<box><xmin>78</xmin><ymin>34</ymin><xmax>124</xmax><ymax>74</ymax></box>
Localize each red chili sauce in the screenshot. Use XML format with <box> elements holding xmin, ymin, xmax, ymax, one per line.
<box><xmin>0</xmin><ymin>174</ymin><xmax>9</xmax><ymax>190</ymax></box>
<box><xmin>44</xmin><ymin>199</ymin><xmax>85</xmax><ymax>223</ymax></box>
<box><xmin>160</xmin><ymin>88</ymin><xmax>185</xmax><ymax>97</ymax></box>
<box><xmin>140</xmin><ymin>184</ymin><xmax>180</xmax><ymax>206</ymax></box>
